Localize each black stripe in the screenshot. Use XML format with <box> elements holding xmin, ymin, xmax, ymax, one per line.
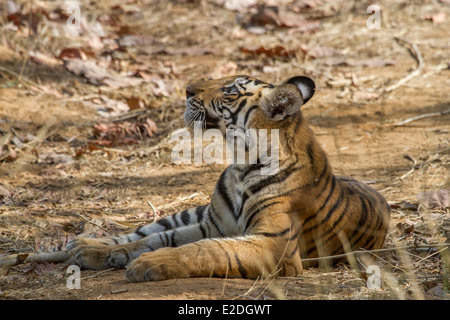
<box><xmin>348</xmin><ymin>194</ymin><xmax>368</xmax><ymax>243</ymax></box>
<box><xmin>243</xmin><ymin>105</ymin><xmax>258</xmax><ymax>128</ymax></box>
<box><xmin>232</xmin><ymin>99</ymin><xmax>247</xmax><ymax>118</ymax></box>
<box><xmin>302</xmin><ymin>176</ymin><xmax>337</xmax><ymax>228</ymax></box>
<box><xmin>158</xmin><ymin>233</ymin><xmax>165</xmax><ymax>245</ymax></box>
<box><xmin>209</xmin><ymin>212</ymin><xmax>225</xmax><ymax>237</ymax></box>
<box><xmin>245</xmin><ymin>201</ymin><xmax>282</xmax><ymax>231</ymax></box>
<box><xmin>235</xmin><ymin>254</ymin><xmax>248</xmax><ymax>279</ymax></box>
<box><xmin>199</xmin><ymin>224</ymin><xmax>207</xmax><ymax>238</ymax></box>
<box><xmin>248</xmin><ymin>157</ymin><xmax>300</xmax><ymax>194</ymax></box>
<box><xmin>171</xmin><ymin>213</ymin><xmax>180</xmax><ymax>228</ymax></box>
<box><xmin>180</xmin><ymin>210</ymin><xmax>190</xmax><ymax>225</ymax></box>
<box><xmin>255</xmin><ymin>227</ymin><xmax>291</xmax><ymax>238</ymax></box>
<box><xmin>217</xmin><ymin>170</ymin><xmax>235</xmax><ymax>214</ymax></box>
<box><xmin>304</xmin><ymin>186</ymin><xmax>347</xmax><ymax>247</ymax></box>
<box><xmin>349</xmin><ymin>197</ymin><xmax>371</xmax><ymax>247</ymax></box>
<box><xmin>236</xmin><ymin>191</ymin><xmax>249</xmax><ymax>220</ymax></box>
<box><xmin>212</xmin><ymin>239</ymin><xmax>232</xmax><ymax>273</ymax></box>
<box><xmin>157</xmin><ymin>218</ymin><xmax>172</xmax><ymax>230</ymax></box>
<box><xmin>164</xmin><ymin>233</ymin><xmax>170</xmax><ymax>246</ymax></box>
<box><xmin>135</xmin><ymin>226</ymin><xmax>146</xmax><ymax>238</ymax></box>
<box><xmin>195</xmin><ymin>205</ymin><xmax>206</xmax><ymax>222</ymax></box>
<box><xmin>306</xmin><ymin>142</ymin><xmax>315</xmax><ymax>171</ymax></box>
<box><xmin>322</xmin><ymin>187</ymin><xmax>345</xmax><ymax>223</ymax></box>
<box><xmin>317</xmin><ymin>195</ymin><xmax>350</xmax><ymax>246</ymax></box>
<box><xmin>170</xmin><ymin>231</ymin><xmax>177</xmax><ymax>247</ymax></box>
<box><xmin>288</xmin><ymin>243</ymin><xmax>300</xmax><ymax>259</ymax></box>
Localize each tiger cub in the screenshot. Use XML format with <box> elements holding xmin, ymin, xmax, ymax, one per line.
<box><xmin>66</xmin><ymin>75</ymin><xmax>390</xmax><ymax>282</ymax></box>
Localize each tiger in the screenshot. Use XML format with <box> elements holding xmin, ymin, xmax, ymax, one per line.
<box><xmin>66</xmin><ymin>75</ymin><xmax>391</xmax><ymax>282</ymax></box>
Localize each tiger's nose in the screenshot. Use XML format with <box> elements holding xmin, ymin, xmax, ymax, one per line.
<box><xmin>186</xmin><ymin>82</ymin><xmax>205</xmax><ymax>100</ymax></box>
<box><xmin>186</xmin><ymin>87</ymin><xmax>196</xmax><ymax>100</ymax></box>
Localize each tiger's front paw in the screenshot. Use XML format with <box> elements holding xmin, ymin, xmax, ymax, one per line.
<box><xmin>68</xmin><ymin>245</ymin><xmax>130</xmax><ymax>270</ymax></box>
<box><xmin>125</xmin><ymin>251</ymin><xmax>183</xmax><ymax>282</ymax></box>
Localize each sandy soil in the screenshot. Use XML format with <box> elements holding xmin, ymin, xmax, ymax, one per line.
<box><xmin>0</xmin><ymin>0</ymin><xmax>449</xmax><ymax>300</ymax></box>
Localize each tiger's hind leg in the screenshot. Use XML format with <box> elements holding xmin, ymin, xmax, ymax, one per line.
<box><xmin>67</xmin><ymin>206</ymin><xmax>229</xmax><ymax>270</ymax></box>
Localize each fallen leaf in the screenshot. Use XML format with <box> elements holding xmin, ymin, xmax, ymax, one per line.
<box><xmin>324</xmin><ymin>58</ymin><xmax>396</xmax><ymax>67</ymax></box>
<box><xmin>352</xmin><ymin>91</ymin><xmax>380</xmax><ymax>102</ymax></box>
<box><xmin>91</xmin><ymin>118</ymin><xmax>158</xmax><ymax>146</ymax></box>
<box><xmin>118</xmin><ymin>35</ymin><xmax>157</xmax><ymax>47</ymax></box>
<box><xmin>240</xmin><ymin>45</ymin><xmax>297</xmax><ymax>58</ymax></box>
<box><xmin>424</xmin><ymin>12</ymin><xmax>447</xmax><ymax>23</ymax></box>
<box><xmin>63</xmin><ymin>59</ymin><xmax>144</xmax><ymax>89</ymax></box>
<box><xmin>0</xmin><ymin>145</ymin><xmax>18</xmax><ymax>162</ymax></box>
<box><xmin>38</xmin><ymin>153</ymin><xmax>74</xmax><ymax>165</ymax></box>
<box><xmin>301</xmin><ymin>45</ymin><xmax>338</xmax><ymax>58</ymax></box>
<box><xmin>126</xmin><ymin>97</ymin><xmax>143</xmax><ymax>110</ymax></box>
<box><xmin>417</xmin><ymin>189</ymin><xmax>449</xmax><ymax>210</ymax></box>
<box><xmin>29</xmin><ymin>50</ymin><xmax>62</xmax><ymax>67</ymax></box>
<box><xmin>249</xmin><ymin>5</ymin><xmax>280</xmax><ymax>26</ymax></box>
<box><xmin>0</xmin><ymin>184</ymin><xmax>14</xmax><ymax>198</ymax></box>
<box><xmin>214</xmin><ymin>0</ymin><xmax>258</xmax><ymax>12</ymax></box>
<box><xmin>58</xmin><ymin>47</ymin><xmax>88</xmax><ymax>60</ymax></box>
<box><xmin>396</xmin><ymin>220</ymin><xmax>415</xmax><ymax>235</ymax></box>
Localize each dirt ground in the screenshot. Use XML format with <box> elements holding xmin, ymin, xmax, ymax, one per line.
<box><xmin>0</xmin><ymin>0</ymin><xmax>449</xmax><ymax>300</ymax></box>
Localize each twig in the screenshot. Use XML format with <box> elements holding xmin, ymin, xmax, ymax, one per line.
<box><xmin>383</xmin><ymin>38</ymin><xmax>424</xmax><ymax>93</ymax></box>
<box><xmin>18</xmin><ymin>1</ymin><xmax>33</xmax><ymax>80</ymax></box>
<box><xmin>0</xmin><ymin>66</ymin><xmax>42</xmax><ymax>90</ymax></box>
<box><xmin>82</xmin><ymin>268</ymin><xmax>116</xmax><ymax>280</ymax></box>
<box><xmin>301</xmin><ymin>243</ymin><xmax>449</xmax><ymax>263</ymax></box>
<box><xmin>394</xmin><ymin>108</ymin><xmax>450</xmax><ymax>127</ymax></box>
<box><xmin>0</xmin><ymin>251</ymin><xmax>68</xmax><ymax>268</ymax></box>
<box><xmin>159</xmin><ymin>192</ymin><xmax>201</xmax><ymax>210</ymax></box>
<box><xmin>74</xmin><ymin>211</ymin><xmax>110</xmax><ymax>233</ymax></box>
<box><xmin>147</xmin><ymin>201</ymin><xmax>159</xmax><ymax>222</ymax></box>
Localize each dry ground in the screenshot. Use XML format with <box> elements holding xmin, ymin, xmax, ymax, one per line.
<box><xmin>0</xmin><ymin>0</ymin><xmax>449</xmax><ymax>300</ymax></box>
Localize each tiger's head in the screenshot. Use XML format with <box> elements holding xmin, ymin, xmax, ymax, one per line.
<box><xmin>185</xmin><ymin>75</ymin><xmax>315</xmax><ymax>133</ymax></box>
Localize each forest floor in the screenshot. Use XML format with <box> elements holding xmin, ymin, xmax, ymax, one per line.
<box><xmin>0</xmin><ymin>0</ymin><xmax>449</xmax><ymax>300</ymax></box>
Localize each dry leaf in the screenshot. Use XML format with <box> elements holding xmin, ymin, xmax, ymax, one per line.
<box><xmin>118</xmin><ymin>35</ymin><xmax>157</xmax><ymax>47</ymax></box>
<box><xmin>91</xmin><ymin>118</ymin><xmax>158</xmax><ymax>146</ymax></box>
<box><xmin>301</xmin><ymin>45</ymin><xmax>338</xmax><ymax>58</ymax></box>
<box><xmin>352</xmin><ymin>91</ymin><xmax>380</xmax><ymax>102</ymax></box>
<box><xmin>38</xmin><ymin>152</ymin><xmax>74</xmax><ymax>165</ymax></box>
<box><xmin>249</xmin><ymin>5</ymin><xmax>280</xmax><ymax>26</ymax></box>
<box><xmin>240</xmin><ymin>45</ymin><xmax>297</xmax><ymax>57</ymax></box>
<box><xmin>126</xmin><ymin>97</ymin><xmax>143</xmax><ymax>110</ymax></box>
<box><xmin>64</xmin><ymin>60</ymin><xmax>144</xmax><ymax>89</ymax></box>
<box><xmin>324</xmin><ymin>58</ymin><xmax>396</xmax><ymax>67</ymax></box>
<box><xmin>58</xmin><ymin>47</ymin><xmax>88</xmax><ymax>60</ymax></box>
<box><xmin>29</xmin><ymin>51</ymin><xmax>62</xmax><ymax>67</ymax></box>
<box><xmin>417</xmin><ymin>189</ymin><xmax>449</xmax><ymax>210</ymax></box>
<box><xmin>396</xmin><ymin>220</ymin><xmax>415</xmax><ymax>235</ymax></box>
<box><xmin>424</xmin><ymin>12</ymin><xmax>447</xmax><ymax>23</ymax></box>
<box><xmin>214</xmin><ymin>0</ymin><xmax>258</xmax><ymax>12</ymax></box>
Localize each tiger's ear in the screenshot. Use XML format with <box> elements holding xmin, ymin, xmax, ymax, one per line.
<box><xmin>260</xmin><ymin>76</ymin><xmax>315</xmax><ymax>121</ymax></box>
<box><xmin>284</xmin><ymin>76</ymin><xmax>315</xmax><ymax>104</ymax></box>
